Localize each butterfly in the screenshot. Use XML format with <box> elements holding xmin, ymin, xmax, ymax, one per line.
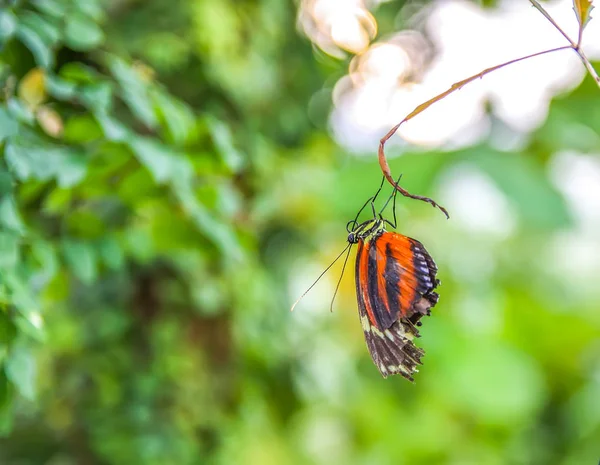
<box><xmin>345</xmin><ymin>182</ymin><xmax>440</xmax><ymax>380</ymax></box>
<box><xmin>292</xmin><ymin>176</ymin><xmax>442</xmax><ymax>381</ymax></box>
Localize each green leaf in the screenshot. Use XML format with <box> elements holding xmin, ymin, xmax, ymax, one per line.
<box><xmin>79</xmin><ymin>82</ymin><xmax>113</xmax><ymax>113</ymax></box>
<box><xmin>31</xmin><ymin>240</ymin><xmax>59</xmax><ymax>279</ymax></box>
<box><xmin>45</xmin><ymin>74</ymin><xmax>78</xmax><ymax>100</ymax></box>
<box><xmin>0</xmin><ymin>171</ymin><xmax>13</xmax><ymax>197</ymax></box>
<box><xmin>0</xmin><ymin>11</ymin><xmax>17</xmax><ymax>42</ymax></box>
<box><xmin>107</xmin><ymin>56</ymin><xmax>158</xmax><ymax>128</ymax></box>
<box><xmin>0</xmin><ymin>197</ymin><xmax>25</xmax><ymax>233</ymax></box>
<box><xmin>18</xmin><ymin>11</ymin><xmax>61</xmax><ymax>46</ymax></box>
<box><xmin>128</xmin><ymin>137</ymin><xmax>173</xmax><ymax>183</ymax></box>
<box><xmin>31</xmin><ymin>0</ymin><xmax>68</xmax><ymax>18</ymax></box>
<box><xmin>64</xmin><ymin>13</ymin><xmax>104</xmax><ymax>51</ymax></box>
<box><xmin>152</xmin><ymin>89</ymin><xmax>196</xmax><ymax>145</ymax></box>
<box><xmin>57</xmin><ymin>154</ymin><xmax>87</xmax><ymax>188</ymax></box>
<box><xmin>63</xmin><ymin>114</ymin><xmax>103</xmax><ymax>143</ymax></box>
<box><xmin>7</xmin><ymin>98</ymin><xmax>35</xmax><ymax>125</ymax></box>
<box><xmin>136</xmin><ymin>33</ymin><xmax>190</xmax><ymax>71</ymax></box>
<box><xmin>124</xmin><ymin>229</ymin><xmax>154</xmax><ymax>262</ymax></box>
<box><xmin>75</xmin><ymin>0</ymin><xmax>104</xmax><ymax>21</ymax></box>
<box><xmin>95</xmin><ymin>112</ymin><xmax>129</xmax><ymax>141</ymax></box>
<box><xmin>128</xmin><ymin>136</ymin><xmax>192</xmax><ymax>183</ymax></box>
<box><xmin>0</xmin><ymin>273</ymin><xmax>42</xmax><ymax>342</ymax></box>
<box><xmin>15</xmin><ymin>25</ymin><xmax>53</xmax><ymax>69</ymax></box>
<box><xmin>5</xmin><ymin>136</ymin><xmax>87</xmax><ymax>187</ymax></box>
<box><xmin>169</xmin><ymin>156</ymin><xmax>194</xmax><ymax>184</ymax></box>
<box><xmin>67</xmin><ymin>211</ymin><xmax>105</xmax><ymax>238</ymax></box>
<box><xmin>43</xmin><ymin>187</ymin><xmax>72</xmax><ymax>214</ymax></box>
<box><xmin>0</xmin><ymin>371</ymin><xmax>14</xmax><ymax>435</ymax></box>
<box><xmin>62</xmin><ymin>240</ymin><xmax>98</xmax><ymax>284</ymax></box>
<box><xmin>98</xmin><ymin>237</ymin><xmax>125</xmax><ymax>270</ymax></box>
<box><xmin>0</xmin><ymin>232</ymin><xmax>19</xmax><ymax>269</ymax></box>
<box><xmin>116</xmin><ymin>168</ymin><xmax>156</xmax><ymax>204</ymax></box>
<box><xmin>14</xmin><ymin>314</ymin><xmax>44</xmax><ymax>342</ymax></box>
<box><xmin>1</xmin><ymin>271</ymin><xmax>38</xmax><ymax>313</ymax></box>
<box><xmin>5</xmin><ymin>346</ymin><xmax>37</xmax><ymax>401</ymax></box>
<box><xmin>0</xmin><ymin>109</ymin><xmax>18</xmax><ymax>143</ymax></box>
<box><xmin>173</xmin><ymin>184</ymin><xmax>243</xmax><ymax>261</ymax></box>
<box><xmin>206</xmin><ymin>117</ymin><xmax>245</xmax><ymax>173</ymax></box>
<box><xmin>59</xmin><ymin>63</ymin><xmax>98</xmax><ymax>85</ymax></box>
<box><xmin>0</xmin><ymin>312</ymin><xmax>17</xmax><ymax>348</ymax></box>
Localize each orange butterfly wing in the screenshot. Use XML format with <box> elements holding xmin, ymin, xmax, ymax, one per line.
<box><xmin>355</xmin><ymin>231</ymin><xmax>439</xmax><ymax>380</ymax></box>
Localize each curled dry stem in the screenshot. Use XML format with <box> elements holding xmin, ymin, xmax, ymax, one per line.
<box><xmin>378</xmin><ymin>45</ymin><xmax>572</xmax><ymax>219</ymax></box>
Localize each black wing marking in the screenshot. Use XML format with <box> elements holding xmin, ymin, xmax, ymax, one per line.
<box><xmin>358</xmin><ymin>302</ymin><xmax>424</xmax><ymax>381</ymax></box>
<box><xmin>407</xmin><ymin>238</ymin><xmax>440</xmax><ymax>326</ymax></box>
<box><xmin>366</xmin><ymin>234</ymin><xmax>440</xmax><ymax>328</ymax></box>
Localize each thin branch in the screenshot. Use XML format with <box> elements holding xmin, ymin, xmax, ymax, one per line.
<box><xmin>529</xmin><ymin>0</ymin><xmax>576</xmax><ymax>47</ymax></box>
<box><xmin>379</xmin><ymin>2</ymin><xmax>600</xmax><ymax>214</ymax></box>
<box><xmin>575</xmin><ymin>48</ymin><xmax>600</xmax><ymax>86</ymax></box>
<box><xmin>378</xmin><ymin>45</ymin><xmax>572</xmax><ymax>218</ymax></box>
<box><xmin>528</xmin><ymin>0</ymin><xmax>600</xmax><ymax>88</ymax></box>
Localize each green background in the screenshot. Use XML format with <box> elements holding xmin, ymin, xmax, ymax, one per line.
<box><xmin>0</xmin><ymin>0</ymin><xmax>599</xmax><ymax>464</ymax></box>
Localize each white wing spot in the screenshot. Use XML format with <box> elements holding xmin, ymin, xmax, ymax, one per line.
<box><xmin>372</xmin><ymin>327</ymin><xmax>384</xmax><ymax>338</ymax></box>
<box><xmin>360</xmin><ymin>314</ymin><xmax>371</xmax><ymax>332</ymax></box>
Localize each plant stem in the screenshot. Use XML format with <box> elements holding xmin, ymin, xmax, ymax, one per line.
<box><xmin>529</xmin><ymin>0</ymin><xmax>575</xmax><ymax>46</ymax></box>
<box><xmin>576</xmin><ymin>49</ymin><xmax>600</xmax><ymax>86</ymax></box>
<box><xmin>529</xmin><ymin>0</ymin><xmax>600</xmax><ymax>88</ymax></box>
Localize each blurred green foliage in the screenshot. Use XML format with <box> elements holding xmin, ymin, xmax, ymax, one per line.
<box><xmin>0</xmin><ymin>0</ymin><xmax>599</xmax><ymax>464</ymax></box>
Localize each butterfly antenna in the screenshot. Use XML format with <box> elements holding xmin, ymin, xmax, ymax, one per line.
<box><xmin>290</xmin><ymin>243</ymin><xmax>352</xmax><ymax>312</ymax></box>
<box><xmin>329</xmin><ymin>243</ymin><xmax>354</xmax><ymax>313</ymax></box>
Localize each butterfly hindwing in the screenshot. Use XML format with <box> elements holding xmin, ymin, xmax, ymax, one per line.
<box><xmin>357</xmin><ymin>303</ymin><xmax>424</xmax><ymax>380</ymax></box>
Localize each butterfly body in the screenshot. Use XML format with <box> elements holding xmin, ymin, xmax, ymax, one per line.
<box><xmin>349</xmin><ymin>219</ymin><xmax>439</xmax><ymax>381</ymax></box>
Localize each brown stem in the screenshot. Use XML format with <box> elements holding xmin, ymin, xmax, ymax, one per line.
<box><xmin>378</xmin><ymin>45</ymin><xmax>572</xmax><ymax>220</ymax></box>
<box><xmin>378</xmin><ymin>129</ymin><xmax>449</xmax><ymax>219</ymax></box>
<box><xmin>574</xmin><ymin>48</ymin><xmax>600</xmax><ymax>87</ymax></box>
<box><xmin>529</xmin><ymin>0</ymin><xmax>600</xmax><ymax>88</ymax></box>
<box><xmin>529</xmin><ymin>0</ymin><xmax>575</xmax><ymax>47</ymax></box>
